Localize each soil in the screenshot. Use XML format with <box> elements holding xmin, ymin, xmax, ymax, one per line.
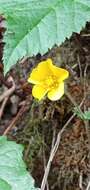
<box><xmin>0</xmin><ymin>16</ymin><xmax>90</xmax><ymax>190</ymax></box>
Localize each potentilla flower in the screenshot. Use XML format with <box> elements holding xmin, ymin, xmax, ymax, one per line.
<box><xmin>28</xmin><ymin>58</ymin><xmax>69</xmax><ymax>101</ymax></box>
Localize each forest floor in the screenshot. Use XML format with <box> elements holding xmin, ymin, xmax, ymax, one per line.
<box><xmin>0</xmin><ymin>17</ymin><xmax>90</xmax><ymax>190</ymax></box>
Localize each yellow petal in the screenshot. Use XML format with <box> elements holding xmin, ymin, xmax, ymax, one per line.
<box><xmin>50</xmin><ymin>64</ymin><xmax>69</xmax><ymax>82</ymax></box>
<box><xmin>28</xmin><ymin>59</ymin><xmax>53</xmax><ymax>84</ymax></box>
<box><xmin>32</xmin><ymin>85</ymin><xmax>48</xmax><ymax>100</ymax></box>
<box><xmin>47</xmin><ymin>82</ymin><xmax>64</xmax><ymax>101</ymax></box>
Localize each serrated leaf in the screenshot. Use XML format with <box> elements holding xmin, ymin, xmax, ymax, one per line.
<box><xmin>0</xmin><ymin>136</ymin><xmax>40</xmax><ymax>190</ymax></box>
<box><xmin>0</xmin><ymin>0</ymin><xmax>90</xmax><ymax>74</ymax></box>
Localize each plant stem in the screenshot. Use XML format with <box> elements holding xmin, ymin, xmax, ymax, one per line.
<box><xmin>65</xmin><ymin>90</ymin><xmax>84</xmax><ymax>119</ymax></box>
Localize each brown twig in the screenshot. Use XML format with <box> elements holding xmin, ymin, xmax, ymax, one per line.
<box><xmin>0</xmin><ymin>73</ymin><xmax>24</xmax><ymax>97</ymax></box>
<box><xmin>0</xmin><ymin>96</ymin><xmax>8</xmax><ymax>119</ymax></box>
<box><xmin>0</xmin><ymin>73</ymin><xmax>12</xmax><ymax>88</ymax></box>
<box><xmin>0</xmin><ymin>76</ymin><xmax>16</xmax><ymax>119</ymax></box>
<box><xmin>3</xmin><ymin>102</ymin><xmax>26</xmax><ymax>135</ymax></box>
<box><xmin>0</xmin><ymin>76</ymin><xmax>15</xmax><ymax>103</ymax></box>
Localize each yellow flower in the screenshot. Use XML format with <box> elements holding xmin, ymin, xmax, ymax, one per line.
<box><xmin>28</xmin><ymin>58</ymin><xmax>69</xmax><ymax>101</ymax></box>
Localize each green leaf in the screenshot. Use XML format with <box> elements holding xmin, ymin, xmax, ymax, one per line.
<box><xmin>84</xmin><ymin>110</ymin><xmax>90</xmax><ymax>120</ymax></box>
<box><xmin>0</xmin><ymin>179</ymin><xmax>11</xmax><ymax>190</ymax></box>
<box><xmin>0</xmin><ymin>136</ymin><xmax>40</xmax><ymax>190</ymax></box>
<box><xmin>74</xmin><ymin>108</ymin><xmax>90</xmax><ymax>120</ymax></box>
<box><xmin>0</xmin><ymin>0</ymin><xmax>90</xmax><ymax>74</ymax></box>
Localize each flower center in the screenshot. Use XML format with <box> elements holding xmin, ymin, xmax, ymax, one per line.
<box><xmin>43</xmin><ymin>75</ymin><xmax>58</xmax><ymax>89</ymax></box>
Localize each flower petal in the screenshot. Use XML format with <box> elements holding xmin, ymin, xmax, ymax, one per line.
<box><xmin>28</xmin><ymin>59</ymin><xmax>53</xmax><ymax>84</ymax></box>
<box><xmin>50</xmin><ymin>64</ymin><xmax>69</xmax><ymax>81</ymax></box>
<box><xmin>32</xmin><ymin>85</ymin><xmax>48</xmax><ymax>100</ymax></box>
<box><xmin>47</xmin><ymin>82</ymin><xmax>64</xmax><ymax>101</ymax></box>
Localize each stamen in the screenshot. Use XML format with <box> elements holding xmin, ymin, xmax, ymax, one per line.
<box><xmin>43</xmin><ymin>75</ymin><xmax>58</xmax><ymax>89</ymax></box>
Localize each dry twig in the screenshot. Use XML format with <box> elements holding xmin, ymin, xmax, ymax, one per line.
<box><xmin>0</xmin><ymin>76</ymin><xmax>15</xmax><ymax>103</ymax></box>
<box><xmin>0</xmin><ymin>96</ymin><xmax>8</xmax><ymax>119</ymax></box>
<box><xmin>41</xmin><ymin>99</ymin><xmax>85</xmax><ymax>190</ymax></box>
<box><xmin>86</xmin><ymin>181</ymin><xmax>90</xmax><ymax>190</ymax></box>
<box><xmin>3</xmin><ymin>101</ymin><xmax>26</xmax><ymax>135</ymax></box>
<box><xmin>77</xmin><ymin>54</ymin><xmax>83</xmax><ymax>83</ymax></box>
<box><xmin>41</xmin><ymin>113</ymin><xmax>75</xmax><ymax>190</ymax></box>
<box><xmin>79</xmin><ymin>172</ymin><xmax>83</xmax><ymax>190</ymax></box>
<box><xmin>0</xmin><ymin>76</ymin><xmax>15</xmax><ymax>119</ymax></box>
